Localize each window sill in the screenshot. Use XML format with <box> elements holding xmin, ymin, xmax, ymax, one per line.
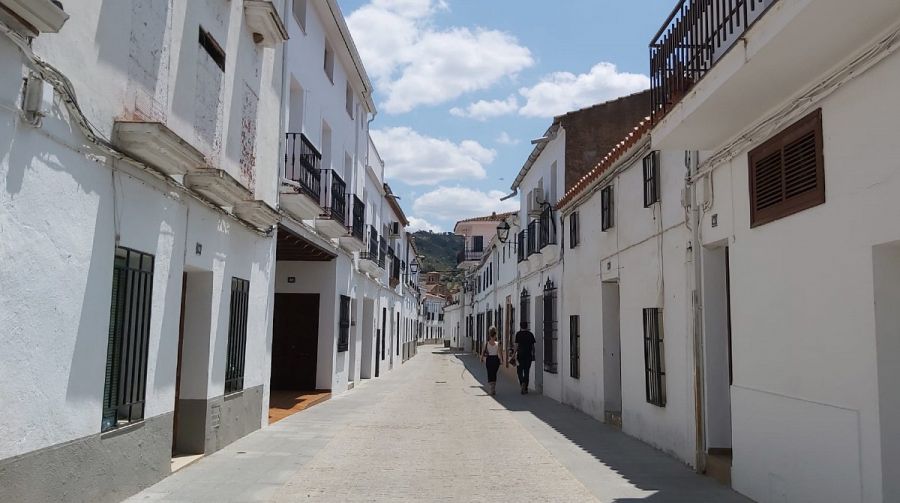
<box><xmin>101</xmin><ymin>419</ymin><xmax>145</xmax><ymax>439</ymax></box>
<box><xmin>224</xmin><ymin>389</ymin><xmax>244</xmax><ymax>401</ymax></box>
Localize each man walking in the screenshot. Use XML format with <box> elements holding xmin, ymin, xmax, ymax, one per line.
<box><xmin>514</xmin><ymin>321</ymin><xmax>536</xmax><ymax>394</ymax></box>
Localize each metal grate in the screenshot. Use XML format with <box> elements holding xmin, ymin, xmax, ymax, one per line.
<box><xmin>539</xmin><ymin>205</ymin><xmax>555</xmax><ymax>249</ymax></box>
<box><xmin>527</xmin><ymin>221</ymin><xmax>538</xmax><ymax>256</ymax></box>
<box><xmin>643</xmin><ymin>308</ymin><xmax>666</xmax><ymax>407</ymax></box>
<box><xmin>322</xmin><ymin>170</ymin><xmax>346</xmax><ymax>224</ymax></box>
<box><xmin>338</xmin><ymin>295</ymin><xmax>350</xmax><ymax>352</ymax></box>
<box><xmin>351</xmin><ymin>196</ymin><xmax>365</xmax><ymax>240</ymax></box>
<box><xmin>517</xmin><ymin>230</ymin><xmax>526</xmax><ymax>262</ymax></box>
<box><xmin>543</xmin><ymin>278</ymin><xmax>558</xmax><ymax>374</ymax></box>
<box><xmin>102</xmin><ymin>247</ymin><xmax>154</xmax><ymax>432</ymax></box>
<box><xmin>570</xmin><ymin>315</ymin><xmax>580</xmax><ymax>379</ymax></box>
<box><xmin>519</xmin><ymin>288</ymin><xmax>530</xmax><ymax>330</ymax></box>
<box><xmin>225</xmin><ymin>277</ymin><xmax>250</xmax><ymax>394</ymax></box>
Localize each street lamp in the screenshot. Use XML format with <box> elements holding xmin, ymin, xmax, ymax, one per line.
<box><xmin>496</xmin><ymin>220</ymin><xmax>511</xmax><ymax>243</ymax></box>
<box><xmin>410</xmin><ymin>261</ymin><xmax>419</xmax><ymax>274</ymax></box>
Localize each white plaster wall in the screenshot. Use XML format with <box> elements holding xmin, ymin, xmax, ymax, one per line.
<box><xmin>1</xmin><ymin>3</ymin><xmax>278</xmax><ymax>457</ymax></box>
<box><xmin>283</xmin><ymin>0</ymin><xmax>368</xmax><ymax>185</ymax></box>
<box><xmin>695</xmin><ymin>43</ymin><xmax>900</xmax><ymax>503</ymax></box>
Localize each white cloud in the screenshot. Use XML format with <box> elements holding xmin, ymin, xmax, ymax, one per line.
<box><xmin>347</xmin><ymin>1</ymin><xmax>533</xmax><ymax>114</ymax></box>
<box><xmin>450</xmin><ymin>95</ymin><xmax>519</xmax><ymax>121</ymax></box>
<box><xmin>412</xmin><ymin>186</ymin><xmax>519</xmax><ymax>223</ymax></box>
<box><xmin>518</xmin><ymin>62</ymin><xmax>650</xmax><ymax>118</ymax></box>
<box><xmin>370</xmin><ymin>127</ymin><xmax>495</xmax><ymax>186</ymax></box>
<box><xmin>495</xmin><ymin>131</ymin><xmax>519</xmax><ymax>146</ymax></box>
<box><xmin>407</xmin><ymin>216</ymin><xmax>440</xmax><ymax>232</ymax></box>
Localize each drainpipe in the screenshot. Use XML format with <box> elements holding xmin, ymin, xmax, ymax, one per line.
<box><xmin>688</xmin><ymin>150</ymin><xmax>707</xmax><ymax>474</ymax></box>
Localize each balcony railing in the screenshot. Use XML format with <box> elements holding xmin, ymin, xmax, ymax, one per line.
<box><xmin>456</xmin><ymin>249</ymin><xmax>483</xmax><ymax>264</ymax></box>
<box><xmin>284</xmin><ymin>133</ymin><xmax>321</xmax><ymax>200</ymax></box>
<box><xmin>379</xmin><ymin>237</ymin><xmax>387</xmax><ymax>269</ymax></box>
<box><xmin>527</xmin><ymin>220</ymin><xmax>538</xmax><ymax>256</ymax></box>
<box><xmin>650</xmin><ymin>0</ymin><xmax>777</xmax><ymax>123</ymax></box>
<box><xmin>539</xmin><ymin>206</ymin><xmax>555</xmax><ymax>249</ymax></box>
<box><xmin>321</xmin><ymin>170</ymin><xmax>346</xmax><ymax>224</ymax></box>
<box><xmin>351</xmin><ymin>195</ymin><xmax>365</xmax><ymax>241</ymax></box>
<box><xmin>517</xmin><ymin>231</ymin><xmax>526</xmax><ymax>263</ymax></box>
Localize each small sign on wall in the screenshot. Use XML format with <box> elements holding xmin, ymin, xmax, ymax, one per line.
<box><xmin>287</xmin><ymin>276</ymin><xmax>296</xmax><ymax>283</ymax></box>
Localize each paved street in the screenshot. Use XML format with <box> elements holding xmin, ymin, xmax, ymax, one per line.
<box><xmin>129</xmin><ymin>346</ymin><xmax>750</xmax><ymax>502</ymax></box>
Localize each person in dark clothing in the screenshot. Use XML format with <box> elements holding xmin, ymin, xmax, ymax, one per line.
<box><xmin>514</xmin><ymin>322</ymin><xmax>536</xmax><ymax>394</ymax></box>
<box><xmin>483</xmin><ymin>327</ymin><xmax>501</xmax><ymax>395</ymax></box>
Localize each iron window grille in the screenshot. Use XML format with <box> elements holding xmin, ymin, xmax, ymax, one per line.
<box><xmin>378</xmin><ymin>237</ymin><xmax>387</xmax><ymax>269</ymax></box>
<box><xmin>749</xmin><ymin>108</ymin><xmax>824</xmax><ymax>228</ymax></box>
<box><xmin>569</xmin><ymin>211</ymin><xmax>579</xmax><ymax>248</ymax></box>
<box><xmin>569</xmin><ymin>315</ymin><xmax>580</xmax><ymax>379</ymax></box>
<box><xmin>543</xmin><ymin>278</ymin><xmax>558</xmax><ymax>373</ymax></box>
<box><xmin>601</xmin><ymin>185</ymin><xmax>614</xmax><ymax>231</ymax></box>
<box><xmin>519</xmin><ymin>288</ymin><xmax>530</xmax><ymax>329</ymax></box>
<box><xmin>102</xmin><ymin>246</ymin><xmax>154</xmax><ymax>432</ymax></box>
<box><xmin>225</xmin><ymin>277</ymin><xmax>250</xmax><ymax>394</ymax></box>
<box><xmin>338</xmin><ymin>295</ymin><xmax>350</xmax><ymax>352</ymax></box>
<box><xmin>643</xmin><ymin>151</ymin><xmax>660</xmax><ymax>207</ymax></box>
<box><xmin>643</xmin><ymin>308</ymin><xmax>666</xmax><ymax>407</ymax></box>
<box><xmin>517</xmin><ymin>230</ymin><xmax>526</xmax><ymax>262</ymax></box>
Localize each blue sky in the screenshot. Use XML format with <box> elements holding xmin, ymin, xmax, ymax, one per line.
<box><xmin>341</xmin><ymin>0</ymin><xmax>674</xmax><ymax>231</ymax></box>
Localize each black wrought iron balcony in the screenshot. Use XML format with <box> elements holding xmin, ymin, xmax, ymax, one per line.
<box><xmin>539</xmin><ymin>206</ymin><xmax>555</xmax><ymax>249</ymax></box>
<box><xmin>517</xmin><ymin>230</ymin><xmax>526</xmax><ymax>263</ymax></box>
<box><xmin>368</xmin><ymin>226</ymin><xmax>379</xmax><ymax>257</ymax></box>
<box><xmin>321</xmin><ymin>170</ymin><xmax>347</xmax><ymax>225</ymax></box>
<box><xmin>350</xmin><ymin>195</ymin><xmax>365</xmax><ymax>241</ymax></box>
<box><xmin>650</xmin><ymin>0</ymin><xmax>777</xmax><ymax>123</ymax></box>
<box><xmin>284</xmin><ymin>133</ymin><xmax>321</xmax><ymax>200</ymax></box>
<box><xmin>527</xmin><ymin>220</ymin><xmax>538</xmax><ymax>256</ymax></box>
<box><xmin>456</xmin><ymin>249</ymin><xmax>482</xmax><ymax>264</ymax></box>
<box><xmin>379</xmin><ymin>236</ymin><xmax>387</xmax><ymax>269</ymax></box>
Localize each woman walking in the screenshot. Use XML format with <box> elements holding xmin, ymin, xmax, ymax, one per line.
<box><xmin>483</xmin><ymin>327</ymin><xmax>501</xmax><ymax>395</ymax></box>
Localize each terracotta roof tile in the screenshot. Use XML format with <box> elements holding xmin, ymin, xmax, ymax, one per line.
<box><xmin>455</xmin><ymin>211</ymin><xmax>516</xmax><ymax>224</ymax></box>
<box><xmin>557</xmin><ymin>117</ymin><xmax>652</xmax><ymax>210</ymax></box>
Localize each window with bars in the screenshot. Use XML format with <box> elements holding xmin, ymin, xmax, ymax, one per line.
<box><xmin>643</xmin><ymin>308</ymin><xmax>666</xmax><ymax>407</ymax></box>
<box><xmin>543</xmin><ymin>279</ymin><xmax>558</xmax><ymax>373</ymax></box>
<box><xmin>749</xmin><ymin>109</ymin><xmax>824</xmax><ymax>228</ymax></box>
<box><xmin>225</xmin><ymin>277</ymin><xmax>250</xmax><ymax>394</ymax></box>
<box><xmin>101</xmin><ymin>247</ymin><xmax>154</xmax><ymax>432</ymax></box>
<box><xmin>569</xmin><ymin>211</ymin><xmax>579</xmax><ymax>248</ymax></box>
<box><xmin>519</xmin><ymin>288</ymin><xmax>530</xmax><ymax>330</ymax></box>
<box><xmin>569</xmin><ymin>315</ymin><xmax>580</xmax><ymax>379</ymax></box>
<box><xmin>601</xmin><ymin>185</ymin><xmax>614</xmax><ymax>231</ymax></box>
<box><xmin>643</xmin><ymin>151</ymin><xmax>660</xmax><ymax>208</ymax></box>
<box><xmin>338</xmin><ymin>295</ymin><xmax>350</xmax><ymax>352</ymax></box>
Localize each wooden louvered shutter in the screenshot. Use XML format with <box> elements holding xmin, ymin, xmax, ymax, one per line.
<box><xmin>749</xmin><ymin>109</ymin><xmax>825</xmax><ymax>227</ymax></box>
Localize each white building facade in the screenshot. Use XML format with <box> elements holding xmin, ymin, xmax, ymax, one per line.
<box><xmin>0</xmin><ymin>0</ymin><xmax>285</xmax><ymax>500</ymax></box>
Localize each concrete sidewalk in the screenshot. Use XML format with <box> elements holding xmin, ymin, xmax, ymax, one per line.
<box><xmin>127</xmin><ymin>346</ymin><xmax>751</xmax><ymax>502</ymax></box>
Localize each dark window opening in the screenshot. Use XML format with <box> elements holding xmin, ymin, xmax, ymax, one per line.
<box><xmin>569</xmin><ymin>211</ymin><xmax>579</xmax><ymax>248</ymax></box>
<box><xmin>570</xmin><ymin>315</ymin><xmax>580</xmax><ymax>379</ymax></box>
<box><xmin>643</xmin><ymin>308</ymin><xmax>666</xmax><ymax>407</ymax></box>
<box><xmin>338</xmin><ymin>295</ymin><xmax>350</xmax><ymax>352</ymax></box>
<box><xmin>601</xmin><ymin>185</ymin><xmax>614</xmax><ymax>231</ymax></box>
<box><xmin>543</xmin><ymin>279</ymin><xmax>558</xmax><ymax>374</ymax></box>
<box><xmin>225</xmin><ymin>277</ymin><xmax>250</xmax><ymax>394</ymax></box>
<box><xmin>643</xmin><ymin>151</ymin><xmax>660</xmax><ymax>208</ymax></box>
<box><xmin>102</xmin><ymin>247</ymin><xmax>154</xmax><ymax>432</ymax></box>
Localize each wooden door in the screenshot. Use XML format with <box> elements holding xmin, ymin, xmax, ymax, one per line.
<box><xmin>271</xmin><ymin>293</ymin><xmax>319</xmax><ymax>390</ymax></box>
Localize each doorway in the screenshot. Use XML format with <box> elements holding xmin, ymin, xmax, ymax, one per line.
<box><xmin>173</xmin><ymin>270</ymin><xmax>214</xmax><ymax>470</ymax></box>
<box><xmin>348</xmin><ymin>297</ymin><xmax>359</xmax><ymax>383</ymax></box>
<box><xmin>271</xmin><ymin>293</ymin><xmax>320</xmax><ymax>390</ymax></box>
<box><xmin>702</xmin><ymin>245</ymin><xmax>733</xmax><ymax>483</ymax></box>
<box><xmin>360</xmin><ymin>298</ymin><xmax>375</xmax><ymax>379</ymax></box>
<box><xmin>602</xmin><ymin>281</ymin><xmax>622</xmax><ymax>427</ymax></box>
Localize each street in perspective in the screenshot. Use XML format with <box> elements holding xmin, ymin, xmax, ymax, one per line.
<box><xmin>1</xmin><ymin>0</ymin><xmax>899</xmax><ymax>502</ymax></box>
